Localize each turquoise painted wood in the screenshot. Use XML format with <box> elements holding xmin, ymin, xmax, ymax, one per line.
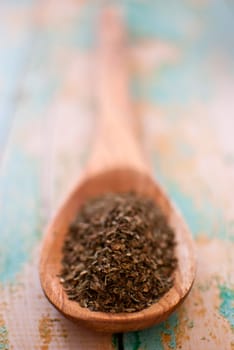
<box><xmin>0</xmin><ymin>1</ymin><xmax>233</xmax><ymax>349</ymax></box>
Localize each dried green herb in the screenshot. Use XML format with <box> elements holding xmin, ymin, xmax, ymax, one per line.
<box><xmin>60</xmin><ymin>192</ymin><xmax>177</xmax><ymax>313</ymax></box>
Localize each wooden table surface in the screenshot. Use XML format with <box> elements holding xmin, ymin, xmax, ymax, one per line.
<box><xmin>0</xmin><ymin>1</ymin><xmax>234</xmax><ymax>349</ymax></box>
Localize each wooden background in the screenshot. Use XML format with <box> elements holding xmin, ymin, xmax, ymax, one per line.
<box><xmin>0</xmin><ymin>1</ymin><xmax>233</xmax><ymax>349</ymax></box>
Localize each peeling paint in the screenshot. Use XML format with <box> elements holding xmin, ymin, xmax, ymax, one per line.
<box><xmin>0</xmin><ymin>315</ymin><xmax>9</xmax><ymax>350</ymax></box>
<box><xmin>38</xmin><ymin>315</ymin><xmax>53</xmax><ymax>350</ymax></box>
<box><xmin>1</xmin><ymin>0</ymin><xmax>234</xmax><ymax>349</ymax></box>
<box><xmin>124</xmin><ymin>313</ymin><xmax>178</xmax><ymax>350</ymax></box>
<box><xmin>153</xmin><ymin>166</ymin><xmax>229</xmax><ymax>241</ymax></box>
<box><xmin>219</xmin><ymin>285</ymin><xmax>234</xmax><ymax>329</ymax></box>
<box><xmin>0</xmin><ymin>149</ymin><xmax>42</xmax><ymax>283</ymax></box>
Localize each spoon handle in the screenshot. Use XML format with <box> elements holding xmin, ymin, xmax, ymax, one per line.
<box><xmin>87</xmin><ymin>8</ymin><xmax>148</xmax><ymax>175</ymax></box>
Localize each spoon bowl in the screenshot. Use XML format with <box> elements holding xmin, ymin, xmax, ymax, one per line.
<box><xmin>40</xmin><ymin>167</ymin><xmax>195</xmax><ymax>333</ymax></box>
<box><xmin>40</xmin><ymin>9</ymin><xmax>196</xmax><ymax>333</ymax></box>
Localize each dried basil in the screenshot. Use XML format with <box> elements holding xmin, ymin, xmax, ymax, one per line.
<box><xmin>60</xmin><ymin>192</ymin><xmax>177</xmax><ymax>313</ymax></box>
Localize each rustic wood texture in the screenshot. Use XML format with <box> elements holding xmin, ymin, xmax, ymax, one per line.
<box><xmin>0</xmin><ymin>0</ymin><xmax>234</xmax><ymax>349</ymax></box>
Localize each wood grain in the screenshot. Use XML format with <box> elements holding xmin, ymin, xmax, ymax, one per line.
<box><xmin>1</xmin><ymin>0</ymin><xmax>234</xmax><ymax>349</ymax></box>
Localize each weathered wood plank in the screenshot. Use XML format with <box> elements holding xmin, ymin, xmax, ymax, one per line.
<box><xmin>0</xmin><ymin>1</ymin><xmax>113</xmax><ymax>349</ymax></box>
<box><xmin>123</xmin><ymin>0</ymin><xmax>234</xmax><ymax>348</ymax></box>
<box><xmin>0</xmin><ymin>0</ymin><xmax>234</xmax><ymax>349</ymax></box>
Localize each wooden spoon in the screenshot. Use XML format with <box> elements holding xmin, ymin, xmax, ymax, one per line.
<box><xmin>40</xmin><ymin>9</ymin><xmax>196</xmax><ymax>333</ymax></box>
